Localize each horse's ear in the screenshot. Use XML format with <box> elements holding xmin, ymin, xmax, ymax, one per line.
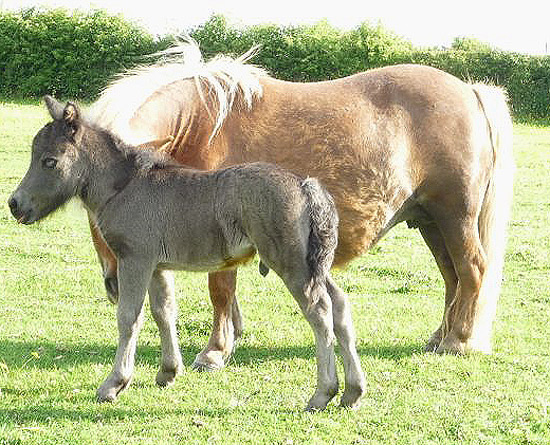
<box><xmin>44</xmin><ymin>95</ymin><xmax>64</xmax><ymax>120</ymax></box>
<box><xmin>62</xmin><ymin>102</ymin><xmax>81</xmax><ymax>140</ymax></box>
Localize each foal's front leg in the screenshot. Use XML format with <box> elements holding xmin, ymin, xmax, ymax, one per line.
<box><xmin>97</xmin><ymin>259</ymin><xmax>153</xmax><ymax>402</ymax></box>
<box><xmin>148</xmin><ymin>269</ymin><xmax>183</xmax><ymax>386</ymax></box>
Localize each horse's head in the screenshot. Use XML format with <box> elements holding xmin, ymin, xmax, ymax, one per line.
<box><xmin>8</xmin><ymin>96</ymin><xmax>86</xmax><ymax>224</ymax></box>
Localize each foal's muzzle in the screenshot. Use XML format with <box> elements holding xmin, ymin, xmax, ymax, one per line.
<box><xmin>8</xmin><ymin>195</ymin><xmax>34</xmax><ymax>224</ymax></box>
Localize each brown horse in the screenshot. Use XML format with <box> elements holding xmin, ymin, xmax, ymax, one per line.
<box><xmin>89</xmin><ymin>42</ymin><xmax>514</xmax><ymax>370</ymax></box>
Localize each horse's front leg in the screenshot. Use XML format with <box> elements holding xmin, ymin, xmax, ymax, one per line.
<box><xmin>192</xmin><ymin>270</ymin><xmax>242</xmax><ymax>371</ymax></box>
<box><xmin>97</xmin><ymin>259</ymin><xmax>153</xmax><ymax>402</ymax></box>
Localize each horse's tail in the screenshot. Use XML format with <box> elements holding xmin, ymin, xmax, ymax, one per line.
<box><xmin>471</xmin><ymin>84</ymin><xmax>515</xmax><ymax>352</ymax></box>
<box><xmin>301</xmin><ymin>178</ymin><xmax>339</xmax><ymax>307</ymax></box>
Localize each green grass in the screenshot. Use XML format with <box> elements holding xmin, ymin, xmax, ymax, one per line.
<box><xmin>0</xmin><ymin>102</ymin><xmax>549</xmax><ymax>444</ymax></box>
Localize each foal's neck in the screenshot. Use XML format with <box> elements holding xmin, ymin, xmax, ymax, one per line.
<box><xmin>79</xmin><ymin>127</ymin><xmax>136</xmax><ymax>215</ymax></box>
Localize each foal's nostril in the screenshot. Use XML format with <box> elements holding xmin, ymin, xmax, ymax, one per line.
<box><xmin>8</xmin><ymin>197</ymin><xmax>18</xmax><ymax>215</ymax></box>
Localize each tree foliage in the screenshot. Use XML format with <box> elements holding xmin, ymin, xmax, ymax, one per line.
<box><xmin>0</xmin><ymin>8</ymin><xmax>161</xmax><ymax>98</ymax></box>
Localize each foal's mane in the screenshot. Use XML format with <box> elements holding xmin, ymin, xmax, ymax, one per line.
<box><xmin>85</xmin><ymin>116</ymin><xmax>177</xmax><ymax>174</ymax></box>
<box><xmin>89</xmin><ymin>39</ymin><xmax>267</xmax><ymax>145</ymax></box>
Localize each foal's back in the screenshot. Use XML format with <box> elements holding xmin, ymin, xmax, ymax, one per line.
<box><xmin>101</xmin><ymin>161</ymin><xmax>310</xmax><ymax>273</ymax></box>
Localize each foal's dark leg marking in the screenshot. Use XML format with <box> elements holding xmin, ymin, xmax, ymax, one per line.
<box><xmin>104</xmin><ymin>276</ymin><xmax>119</xmax><ymax>302</ymax></box>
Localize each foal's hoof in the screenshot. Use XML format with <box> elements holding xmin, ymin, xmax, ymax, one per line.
<box><xmin>191</xmin><ymin>350</ymin><xmax>226</xmax><ymax>372</ymax></box>
<box><xmin>97</xmin><ymin>388</ymin><xmax>117</xmax><ymax>403</ymax></box>
<box><xmin>306</xmin><ymin>398</ymin><xmax>330</xmax><ymax>412</ymax></box>
<box><xmin>156</xmin><ymin>368</ymin><xmax>180</xmax><ymax>387</ymax></box>
<box><xmin>96</xmin><ymin>376</ymin><xmax>129</xmax><ymax>403</ymax></box>
<box><xmin>306</xmin><ymin>388</ymin><xmax>338</xmax><ymax>412</ymax></box>
<box><xmin>340</xmin><ymin>384</ymin><xmax>365</xmax><ymax>410</ymax></box>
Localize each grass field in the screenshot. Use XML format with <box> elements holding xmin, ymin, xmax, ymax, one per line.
<box><xmin>0</xmin><ymin>101</ymin><xmax>549</xmax><ymax>444</ymax></box>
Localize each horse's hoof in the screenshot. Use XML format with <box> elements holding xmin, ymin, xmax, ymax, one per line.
<box><xmin>96</xmin><ymin>376</ymin><xmax>129</xmax><ymax>402</ymax></box>
<box><xmin>305</xmin><ymin>399</ymin><xmax>329</xmax><ymax>412</ymax></box>
<box><xmin>97</xmin><ymin>385</ymin><xmax>120</xmax><ymax>403</ymax></box>
<box><xmin>191</xmin><ymin>351</ymin><xmax>225</xmax><ymax>372</ymax></box>
<box><xmin>97</xmin><ymin>390</ymin><xmax>117</xmax><ymax>403</ymax></box>
<box><xmin>424</xmin><ymin>338</ymin><xmax>441</xmax><ymax>353</ymax></box>
<box><xmin>306</xmin><ymin>387</ymin><xmax>338</xmax><ymax>412</ymax></box>
<box><xmin>436</xmin><ymin>334</ymin><xmax>465</xmax><ymax>355</ymax></box>
<box><xmin>424</xmin><ymin>328</ymin><xmax>443</xmax><ymax>353</ymax></box>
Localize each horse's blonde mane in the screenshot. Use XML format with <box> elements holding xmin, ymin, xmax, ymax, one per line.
<box><xmin>89</xmin><ymin>40</ymin><xmax>267</xmax><ymax>144</ymax></box>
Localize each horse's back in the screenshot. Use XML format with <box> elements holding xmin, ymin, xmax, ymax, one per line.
<box><xmin>96</xmin><ymin>63</ymin><xmax>507</xmax><ymax>265</ymax></box>
<box><xmin>226</xmin><ymin>65</ymin><xmax>496</xmax><ymax>262</ymax></box>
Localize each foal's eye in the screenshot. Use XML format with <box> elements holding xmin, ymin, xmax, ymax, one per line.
<box><xmin>42</xmin><ymin>157</ymin><xmax>58</xmax><ymax>169</ymax></box>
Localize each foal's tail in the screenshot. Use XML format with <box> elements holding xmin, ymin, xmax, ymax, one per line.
<box><xmin>472</xmin><ymin>84</ymin><xmax>515</xmax><ymax>352</ymax></box>
<box><xmin>301</xmin><ymin>178</ymin><xmax>339</xmax><ymax>306</ymax></box>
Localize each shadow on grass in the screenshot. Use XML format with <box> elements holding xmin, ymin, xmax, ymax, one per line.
<box><xmin>0</xmin><ymin>403</ymin><xmax>178</xmax><ymax>426</ymax></box>
<box><xmin>0</xmin><ymin>338</ymin><xmax>421</xmax><ymax>425</ymax></box>
<box><xmin>0</xmin><ymin>401</ymin><xmax>299</xmax><ymax>426</ymax></box>
<box><xmin>0</xmin><ymin>338</ymin><xmax>421</xmax><ymax>371</ymax></box>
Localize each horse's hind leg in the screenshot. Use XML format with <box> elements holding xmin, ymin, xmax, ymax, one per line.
<box><xmin>418</xmin><ymin>223</ymin><xmax>459</xmax><ymax>352</ymax></box>
<box><xmin>433</xmin><ymin>216</ymin><xmax>487</xmax><ymax>354</ymax></box>
<box><xmin>192</xmin><ymin>270</ymin><xmax>241</xmax><ymax>371</ymax></box>
<box><xmin>326</xmin><ymin>277</ymin><xmax>366</xmax><ymax>408</ymax></box>
<box><xmin>148</xmin><ymin>269</ymin><xmax>183</xmax><ymax>387</ymax></box>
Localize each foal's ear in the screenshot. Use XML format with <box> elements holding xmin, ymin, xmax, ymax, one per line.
<box><xmin>44</xmin><ymin>95</ymin><xmax>64</xmax><ymax>121</ymax></box>
<box><xmin>62</xmin><ymin>102</ymin><xmax>81</xmax><ymax>140</ymax></box>
<box><xmin>44</xmin><ymin>96</ymin><xmax>82</xmax><ymax>141</ymax></box>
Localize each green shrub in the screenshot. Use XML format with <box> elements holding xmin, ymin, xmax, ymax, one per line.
<box><xmin>0</xmin><ymin>7</ymin><xmax>163</xmax><ymax>98</ymax></box>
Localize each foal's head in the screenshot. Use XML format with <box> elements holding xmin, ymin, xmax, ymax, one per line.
<box><xmin>8</xmin><ymin>96</ymin><xmax>88</xmax><ymax>224</ymax></box>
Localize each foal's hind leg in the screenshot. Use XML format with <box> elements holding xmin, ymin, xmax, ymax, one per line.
<box><xmin>419</xmin><ymin>224</ymin><xmax>459</xmax><ymax>352</ymax></box>
<box><xmin>284</xmin><ymin>277</ymin><xmax>339</xmax><ymax>411</ymax></box>
<box><xmin>326</xmin><ymin>277</ymin><xmax>366</xmax><ymax>408</ymax></box>
<box><xmin>192</xmin><ymin>270</ymin><xmax>241</xmax><ymax>371</ymax></box>
<box><xmin>148</xmin><ymin>269</ymin><xmax>183</xmax><ymax>387</ymax></box>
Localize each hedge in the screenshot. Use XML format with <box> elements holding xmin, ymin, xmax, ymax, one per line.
<box><xmin>1</xmin><ymin>9</ymin><xmax>550</xmax><ymax>119</ymax></box>
<box><xmin>0</xmin><ymin>8</ymin><xmax>164</xmax><ymax>98</ymax></box>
